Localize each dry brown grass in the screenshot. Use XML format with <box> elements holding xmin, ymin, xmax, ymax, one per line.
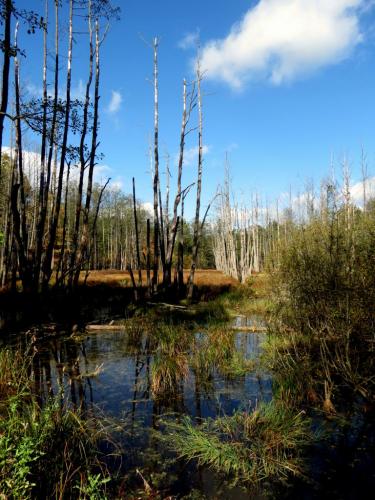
<box><xmin>82</xmin><ymin>269</ymin><xmax>238</xmax><ymax>289</ymax></box>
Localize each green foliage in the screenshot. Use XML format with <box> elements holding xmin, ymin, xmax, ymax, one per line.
<box><xmin>76</xmin><ymin>473</ymin><xmax>110</xmax><ymax>500</ymax></box>
<box><xmin>267</xmin><ymin>190</ymin><xmax>375</xmax><ymax>409</ymax></box>
<box><xmin>0</xmin><ymin>349</ymin><xmax>111</xmax><ymax>499</ymax></box>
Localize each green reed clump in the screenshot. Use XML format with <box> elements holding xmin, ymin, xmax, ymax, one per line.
<box><xmin>150</xmin><ymin>325</ymin><xmax>191</xmax><ymax>397</ymax></box>
<box><xmin>164</xmin><ymin>401</ymin><xmax>312</xmax><ymax>485</ymax></box>
<box><xmin>191</xmin><ymin>328</ymin><xmax>254</xmax><ymax>380</ymax></box>
<box><xmin>267</xmin><ymin>187</ymin><xmax>375</xmax><ymax>411</ymax></box>
<box><xmin>0</xmin><ymin>348</ymin><xmax>112</xmax><ymax>499</ymax></box>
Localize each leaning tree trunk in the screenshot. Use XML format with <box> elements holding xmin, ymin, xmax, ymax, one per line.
<box><xmin>163</xmin><ymin>79</ymin><xmax>190</xmax><ymax>287</ymax></box>
<box><xmin>13</xmin><ymin>23</ymin><xmax>31</xmax><ymax>290</ymax></box>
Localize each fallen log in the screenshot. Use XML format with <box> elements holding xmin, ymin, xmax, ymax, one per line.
<box><xmin>146</xmin><ymin>302</ymin><xmax>188</xmax><ymax>310</ymax></box>
<box><xmin>86</xmin><ymin>324</ymin><xmax>125</xmax><ymax>331</ymax></box>
<box><xmin>230</xmin><ymin>325</ymin><xmax>268</xmax><ymax>332</ymax></box>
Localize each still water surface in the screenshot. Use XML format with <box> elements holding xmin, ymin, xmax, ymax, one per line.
<box><xmin>5</xmin><ymin>320</ymin><xmax>272</xmax><ymax>497</ymax></box>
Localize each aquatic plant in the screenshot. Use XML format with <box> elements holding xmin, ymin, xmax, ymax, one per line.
<box><xmin>191</xmin><ymin>328</ymin><xmax>255</xmax><ymax>380</ymax></box>
<box><xmin>164</xmin><ymin>401</ymin><xmax>312</xmax><ymax>485</ymax></box>
<box><xmin>150</xmin><ymin>325</ymin><xmax>190</xmax><ymax>397</ymax></box>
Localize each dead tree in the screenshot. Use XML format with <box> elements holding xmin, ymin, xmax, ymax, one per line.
<box><xmin>132</xmin><ymin>177</ymin><xmax>142</xmax><ymax>288</ymax></box>
<box><xmin>152</xmin><ymin>37</ymin><xmax>160</xmax><ymax>293</ymax></box>
<box><xmin>74</xmin><ymin>19</ymin><xmax>101</xmax><ymax>286</ymax></box>
<box><xmin>188</xmin><ymin>63</ymin><xmax>204</xmax><ymax>299</ymax></box>
<box><xmin>163</xmin><ymin>79</ymin><xmax>196</xmax><ymax>288</ymax></box>
<box><xmin>43</xmin><ymin>0</ymin><xmax>74</xmax><ymax>288</ymax></box>
<box><xmin>0</xmin><ymin>0</ymin><xmax>12</xmax><ymax>182</ymax></box>
<box><xmin>69</xmin><ymin>0</ymin><xmax>94</xmax><ymax>287</ymax></box>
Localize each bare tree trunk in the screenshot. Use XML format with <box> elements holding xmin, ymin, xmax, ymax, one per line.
<box><xmin>43</xmin><ymin>0</ymin><xmax>73</xmax><ymax>288</ymax></box>
<box><xmin>132</xmin><ymin>177</ymin><xmax>142</xmax><ymax>288</ymax></box>
<box><xmin>33</xmin><ymin>1</ymin><xmax>49</xmax><ymax>291</ymax></box>
<box><xmin>69</xmin><ymin>0</ymin><xmax>94</xmax><ymax>286</ymax></box>
<box><xmin>74</xmin><ymin>20</ymin><xmax>100</xmax><ymax>286</ymax></box>
<box><xmin>55</xmin><ymin>163</ymin><xmax>71</xmax><ymax>285</ymax></box>
<box><xmin>146</xmin><ymin>218</ymin><xmax>151</xmax><ymax>296</ymax></box>
<box><xmin>152</xmin><ymin>37</ymin><xmax>159</xmax><ymax>293</ymax></box>
<box><xmin>188</xmin><ymin>66</ymin><xmax>203</xmax><ymax>299</ymax></box>
<box><xmin>13</xmin><ymin>23</ymin><xmax>30</xmax><ymax>289</ymax></box>
<box><xmin>163</xmin><ymin>79</ymin><xmax>194</xmax><ymax>287</ymax></box>
<box><xmin>0</xmin><ymin>0</ymin><xmax>12</xmax><ymax>182</ymax></box>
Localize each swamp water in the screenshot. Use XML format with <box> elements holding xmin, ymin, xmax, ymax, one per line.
<box><xmin>3</xmin><ymin>317</ymin><xmax>272</xmax><ymax>498</ymax></box>
<box><xmin>2</xmin><ymin>315</ymin><xmax>374</xmax><ymax>499</ymax></box>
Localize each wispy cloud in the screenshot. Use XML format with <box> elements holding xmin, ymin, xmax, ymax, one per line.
<box><xmin>25</xmin><ymin>82</ymin><xmax>42</xmax><ymax>97</ymax></box>
<box><xmin>141</xmin><ymin>202</ymin><xmax>153</xmax><ymax>215</ymax></box>
<box><xmin>350</xmin><ymin>176</ymin><xmax>375</xmax><ymax>204</ymax></box>
<box><xmin>107</xmin><ymin>90</ymin><xmax>123</xmax><ymax>114</ymax></box>
<box><xmin>178</xmin><ymin>30</ymin><xmax>200</xmax><ymax>50</ymax></box>
<box><xmin>181</xmin><ymin>145</ymin><xmax>211</xmax><ymax>166</ymax></box>
<box><xmin>200</xmin><ymin>0</ymin><xmax>368</xmax><ymax>89</ymax></box>
<box><xmin>71</xmin><ymin>79</ymin><xmax>86</xmax><ymax>100</ymax></box>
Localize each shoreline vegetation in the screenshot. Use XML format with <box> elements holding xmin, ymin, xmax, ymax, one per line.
<box><xmin>0</xmin><ymin>263</ymin><xmax>374</xmax><ymax>497</ymax></box>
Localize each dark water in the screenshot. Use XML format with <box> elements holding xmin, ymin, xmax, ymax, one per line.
<box><xmin>3</xmin><ymin>317</ymin><xmax>374</xmax><ymax>499</ymax></box>
<box><xmin>4</xmin><ymin>320</ymin><xmax>272</xmax><ymax>498</ymax></box>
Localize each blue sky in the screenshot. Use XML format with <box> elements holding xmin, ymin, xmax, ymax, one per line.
<box><xmin>10</xmin><ymin>0</ymin><xmax>375</xmax><ymax>216</ymax></box>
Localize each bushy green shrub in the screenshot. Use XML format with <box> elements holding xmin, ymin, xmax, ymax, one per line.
<box><xmin>268</xmin><ymin>191</ymin><xmax>375</xmax><ymax>410</ymax></box>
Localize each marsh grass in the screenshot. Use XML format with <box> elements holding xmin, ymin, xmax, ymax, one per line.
<box><xmin>150</xmin><ymin>325</ymin><xmax>191</xmax><ymax>397</ymax></box>
<box><xmin>0</xmin><ymin>348</ymin><xmax>116</xmax><ymax>499</ymax></box>
<box><xmin>163</xmin><ymin>401</ymin><xmax>313</xmax><ymax>485</ymax></box>
<box><xmin>191</xmin><ymin>328</ymin><xmax>255</xmax><ymax>380</ymax></box>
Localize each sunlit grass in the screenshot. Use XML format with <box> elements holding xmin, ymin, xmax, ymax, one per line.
<box><xmin>163</xmin><ymin>401</ymin><xmax>313</xmax><ymax>485</ymax></box>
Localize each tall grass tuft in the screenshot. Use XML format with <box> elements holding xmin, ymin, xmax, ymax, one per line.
<box><xmin>164</xmin><ymin>401</ymin><xmax>312</xmax><ymax>485</ymax></box>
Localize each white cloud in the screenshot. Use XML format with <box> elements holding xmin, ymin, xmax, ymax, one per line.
<box><xmin>178</xmin><ymin>30</ymin><xmax>200</xmax><ymax>50</ymax></box>
<box><xmin>200</xmin><ymin>0</ymin><xmax>367</xmax><ymax>89</ymax></box>
<box><xmin>141</xmin><ymin>202</ymin><xmax>154</xmax><ymax>215</ymax></box>
<box><xmin>182</xmin><ymin>145</ymin><xmax>211</xmax><ymax>166</ymax></box>
<box><xmin>350</xmin><ymin>176</ymin><xmax>375</xmax><ymax>204</ymax></box>
<box><xmin>107</xmin><ymin>90</ymin><xmax>123</xmax><ymax>114</ymax></box>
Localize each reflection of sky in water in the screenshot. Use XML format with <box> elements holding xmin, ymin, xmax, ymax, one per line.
<box><xmin>14</xmin><ymin>324</ymin><xmax>272</xmax><ymax>497</ymax></box>
<box><xmin>30</xmin><ymin>327</ymin><xmax>272</xmax><ymax>424</ymax></box>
